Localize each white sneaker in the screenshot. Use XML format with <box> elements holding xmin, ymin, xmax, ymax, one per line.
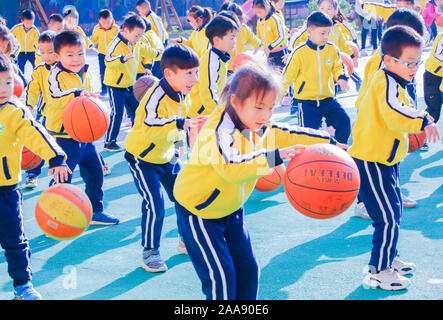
<box><xmin>401</xmin><ymin>193</ymin><xmax>417</xmax><ymax>208</ymax></box>
<box><xmin>363</xmin><ymin>268</ymin><xmax>411</xmax><ymax>291</ymax></box>
<box><xmin>392</xmin><ymin>257</ymin><xmax>416</xmax><ymax>276</ymax></box>
<box><xmin>177</xmin><ymin>237</ymin><xmax>188</xmax><ymax>255</ymax></box>
<box><xmin>354</xmin><ymin>202</ymin><xmax>371</xmax><ymax>220</ymax></box>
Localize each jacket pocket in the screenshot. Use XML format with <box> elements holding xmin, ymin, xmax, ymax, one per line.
<box><xmin>435</xmin><ymin>66</ymin><xmax>442</xmax><ymax>74</ymax></box>
<box><xmin>116</xmin><ymin>72</ymin><xmax>124</xmax><ymax>85</ymax></box>
<box><xmin>2</xmin><ymin>156</ymin><xmax>11</xmax><ymax>180</ymax></box>
<box><xmin>387</xmin><ymin>139</ymin><xmax>400</xmax><ymax>163</ymax></box>
<box><xmin>197</xmin><ymin>106</ymin><xmax>205</xmax><ymax>115</ymax></box>
<box><xmin>297</xmin><ymin>81</ymin><xmax>306</xmax><ymax>94</ymax></box>
<box><xmin>195</xmin><ymin>188</ymin><xmax>220</xmax><ymax>210</ymax></box>
<box><xmin>139</xmin><ymin>142</ymin><xmax>155</xmax><ymax>158</ymax></box>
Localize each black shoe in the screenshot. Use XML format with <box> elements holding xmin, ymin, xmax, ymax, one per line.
<box><xmin>104</xmin><ymin>141</ymin><xmax>124</xmax><ymax>152</ymax></box>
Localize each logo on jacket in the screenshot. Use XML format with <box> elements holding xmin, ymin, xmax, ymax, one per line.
<box><xmin>326</xmin><ymin>58</ymin><xmax>332</xmax><ymax>66</ymax></box>
<box><xmin>0</xmin><ymin>123</ymin><xmax>4</xmax><ymax>134</ymax></box>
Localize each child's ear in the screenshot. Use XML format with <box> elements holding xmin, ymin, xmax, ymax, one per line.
<box><xmin>383</xmin><ymin>55</ymin><xmax>393</xmax><ymax>68</ymax></box>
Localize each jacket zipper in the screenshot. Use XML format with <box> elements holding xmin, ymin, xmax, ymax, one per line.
<box><xmin>317</xmin><ymin>46</ymin><xmax>322</xmax><ymax>106</ymax></box>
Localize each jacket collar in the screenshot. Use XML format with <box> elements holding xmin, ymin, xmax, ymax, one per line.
<box><xmin>211</xmin><ymin>47</ymin><xmax>231</xmax><ymax>63</ymax></box>
<box><xmin>383</xmin><ymin>69</ymin><xmax>410</xmax><ymax>88</ymax></box>
<box><xmin>224</xmin><ymin>106</ymin><xmax>268</xmax><ymax>140</ymax></box>
<box><xmin>306</xmin><ymin>38</ymin><xmax>325</xmax><ymax>50</ymax></box>
<box><xmin>117</xmin><ymin>32</ymin><xmax>129</xmax><ymax>46</ymax></box>
<box><xmin>99</xmin><ymin>19</ymin><xmax>115</xmax><ymax>31</ymax></box>
<box><xmin>159</xmin><ymin>77</ymin><xmax>185</xmax><ymax>103</ymax></box>
<box><xmin>55</xmin><ymin>62</ymin><xmax>89</xmax><ymax>75</ymax></box>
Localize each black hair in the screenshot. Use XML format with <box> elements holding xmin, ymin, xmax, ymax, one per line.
<box><xmin>386</xmin><ymin>8</ymin><xmax>425</xmax><ymax>36</ymax></box>
<box><xmin>62</xmin><ymin>6</ymin><xmax>79</xmax><ymax>19</ymax></box>
<box><xmin>48</xmin><ymin>13</ymin><xmax>63</xmax><ymax>23</ymax></box>
<box><xmin>160</xmin><ymin>43</ymin><xmax>199</xmax><ymax>72</ymax></box>
<box><xmin>98</xmin><ymin>9</ymin><xmax>112</xmax><ymax>20</ymax></box>
<box><xmin>187</xmin><ymin>5</ymin><xmax>213</xmax><ymax>27</ymax></box>
<box><xmin>217</xmin><ymin>11</ymin><xmax>241</xmax><ymax>29</ymax></box>
<box><xmin>142</xmin><ymin>17</ymin><xmax>152</xmax><ymax>31</ymax></box>
<box><xmin>306</xmin><ymin>11</ymin><xmax>333</xmax><ymax>28</ymax></box>
<box><xmin>0</xmin><ymin>53</ymin><xmax>13</xmax><ymax>72</ymax></box>
<box><xmin>39</xmin><ymin>30</ymin><xmax>57</xmax><ymax>43</ymax></box>
<box><xmin>381</xmin><ymin>25</ymin><xmax>423</xmax><ymax>59</ymax></box>
<box><xmin>136</xmin><ymin>0</ymin><xmax>150</xmax><ymax>7</ymax></box>
<box><xmin>121</xmin><ymin>12</ymin><xmax>146</xmax><ymax>31</ymax></box>
<box><xmin>20</xmin><ymin>9</ymin><xmax>35</xmax><ymax>21</ymax></box>
<box><xmin>205</xmin><ymin>14</ymin><xmax>239</xmax><ymax>45</ymax></box>
<box><xmin>53</xmin><ymin>30</ymin><xmax>85</xmax><ymax>53</ymax></box>
<box><xmin>219</xmin><ymin>1</ymin><xmax>245</xmax><ymax>22</ymax></box>
<box><xmin>253</xmin><ymin>0</ymin><xmax>276</xmax><ymax>13</ymax></box>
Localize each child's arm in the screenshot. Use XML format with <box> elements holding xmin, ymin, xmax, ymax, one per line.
<box><xmin>105</xmin><ymin>39</ymin><xmax>132</xmax><ymax>69</ymax></box>
<box><xmin>245</xmin><ymin>24</ymin><xmax>261</xmax><ymax>49</ymax></box>
<box><xmin>199</xmin><ymin>57</ymin><xmax>222</xmax><ymax>114</ymax></box>
<box><xmin>267</xmin><ymin>15</ymin><xmax>286</xmax><ymax>52</ymax></box>
<box><xmin>288</xmin><ymin>24</ymin><xmax>308</xmax><ymax>51</ymax></box>
<box><xmin>90</xmin><ymin>25</ymin><xmax>99</xmax><ymax>46</ymax></box>
<box><xmin>332</xmin><ymin>47</ymin><xmax>349</xmax><ymax>91</ymax></box>
<box><xmin>10</xmin><ymin>35</ymin><xmax>20</xmax><ymax>60</ymax></box>
<box><xmin>282</xmin><ymin>51</ymin><xmax>300</xmax><ymax>95</ymax></box>
<box><xmin>25</xmin><ymin>67</ymin><xmax>42</xmax><ymax>110</ymax></box>
<box><xmin>48</xmin><ymin>68</ymin><xmax>82</xmax><ymax>110</ymax></box>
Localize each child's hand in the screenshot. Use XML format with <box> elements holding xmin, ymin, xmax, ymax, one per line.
<box><xmin>48</xmin><ymin>165</ymin><xmax>72</xmax><ymax>184</ymax></box>
<box><xmin>279</xmin><ymin>145</ymin><xmax>306</xmax><ymax>159</ymax></box>
<box><xmin>123</xmin><ymin>53</ymin><xmax>134</xmax><ymax>62</ymax></box>
<box><xmin>144</xmin><ymin>69</ymin><xmax>152</xmax><ymax>76</ymax></box>
<box><xmin>336</xmin><ymin>79</ymin><xmax>349</xmax><ymax>92</ymax></box>
<box><xmin>424</xmin><ymin>123</ymin><xmax>440</xmax><ymax>144</ymax></box>
<box><xmin>282</xmin><ymin>53</ymin><xmax>290</xmax><ymax>64</ymax></box>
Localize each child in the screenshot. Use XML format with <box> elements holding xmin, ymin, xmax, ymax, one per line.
<box><xmin>0</xmin><ymin>18</ymin><xmax>20</xmax><ymax>62</ymax></box>
<box><xmin>62</xmin><ymin>6</ymin><xmax>96</xmax><ymax>52</ymax></box>
<box><xmin>124</xmin><ymin>44</ymin><xmax>200</xmax><ymax>272</ymax></box>
<box><xmin>46</xmin><ymin>30</ymin><xmax>119</xmax><ymax>225</ymax></box>
<box><xmin>135</xmin><ymin>0</ymin><xmax>169</xmax><ymax>47</ymax></box>
<box><xmin>348</xmin><ymin>26</ymin><xmax>439</xmax><ymax>290</ymax></box>
<box><xmin>187</xmin><ymin>14</ymin><xmax>239</xmax><ymax>119</ymax></box>
<box><xmin>173</xmin><ymin>62</ymin><xmax>345</xmax><ymax>300</ymax></box>
<box><xmin>0</xmin><ymin>53</ymin><xmax>70</xmax><ymax>300</ymax></box>
<box><xmin>139</xmin><ymin>17</ymin><xmax>163</xmax><ymax>80</ymax></box>
<box><xmin>103</xmin><ymin>13</ymin><xmax>146</xmax><ymax>152</ymax></box>
<box><xmin>358</xmin><ymin>0</ymin><xmax>416</xmax><ymax>22</ymax></box>
<box><xmin>173</xmin><ymin>5</ymin><xmax>213</xmax><ymax>58</ymax></box>
<box><xmin>91</xmin><ymin>9</ymin><xmax>120</xmax><ymax>95</ymax></box>
<box><xmin>282</xmin><ymin>11</ymin><xmax>351</xmax><ymax>144</ymax></box>
<box><xmin>253</xmin><ymin>0</ymin><xmax>288</xmax><ymax>70</ymax></box>
<box><xmin>219</xmin><ymin>2</ymin><xmax>261</xmax><ymax>72</ymax></box>
<box><xmin>48</xmin><ymin>13</ymin><xmax>64</xmax><ymax>33</ymax></box>
<box><xmin>23</xmin><ymin>31</ymin><xmax>58</xmax><ymax>190</ymax></box>
<box><xmin>10</xmin><ymin>10</ymin><xmax>39</xmax><ymax>74</ymax></box>
<box><xmin>422</xmin><ymin>0</ymin><xmax>441</xmax><ymax>42</ymax></box>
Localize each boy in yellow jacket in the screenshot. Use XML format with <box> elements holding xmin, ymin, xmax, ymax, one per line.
<box><xmin>124</xmin><ymin>44</ymin><xmax>200</xmax><ymax>272</ymax></box>
<box><xmin>136</xmin><ymin>0</ymin><xmax>169</xmax><ymax>46</ymax></box>
<box><xmin>348</xmin><ymin>26</ymin><xmax>439</xmax><ymax>291</ymax></box>
<box><xmin>0</xmin><ymin>53</ymin><xmax>70</xmax><ymax>300</ymax></box>
<box><xmin>11</xmin><ymin>10</ymin><xmax>39</xmax><ymax>73</ymax></box>
<box><xmin>283</xmin><ymin>11</ymin><xmax>351</xmax><ymax>144</ymax></box>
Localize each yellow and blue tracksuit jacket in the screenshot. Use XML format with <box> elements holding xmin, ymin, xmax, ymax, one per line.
<box><xmin>283</xmin><ymin>39</ymin><xmax>348</xmax><ymax>102</ymax></box>
<box><xmin>145</xmin><ymin>10</ymin><xmax>168</xmax><ymax>44</ymax></box>
<box><xmin>144</xmin><ymin>29</ymin><xmax>164</xmax><ymax>63</ymax></box>
<box><xmin>228</xmin><ymin>23</ymin><xmax>261</xmax><ymax>71</ymax></box>
<box><xmin>136</xmin><ymin>34</ymin><xmax>160</xmax><ymax>74</ymax></box>
<box><xmin>73</xmin><ymin>26</ymin><xmax>94</xmax><ymax>49</ymax></box>
<box><xmin>10</xmin><ymin>23</ymin><xmax>39</xmax><ymax>53</ymax></box>
<box><xmin>0</xmin><ymin>97</ymin><xmax>66</xmax><ymax>186</ymax></box>
<box><xmin>355</xmin><ymin>48</ymin><xmax>383</xmax><ymax>109</ymax></box>
<box><xmin>90</xmin><ymin>22</ymin><xmax>120</xmax><ymax>55</ymax></box>
<box><xmin>256</xmin><ymin>11</ymin><xmax>288</xmax><ymax>52</ymax></box>
<box><xmin>124</xmin><ymin>78</ymin><xmax>189</xmax><ymax>164</ymax></box>
<box><xmin>337</xmin><ymin>20</ymin><xmax>358</xmax><ymax>43</ymax></box>
<box><xmin>25</xmin><ymin>62</ymin><xmax>55</xmax><ymax>116</ymax></box>
<box><xmin>180</xmin><ymin>25</ymin><xmax>210</xmax><ymax>58</ymax></box>
<box><xmin>363</xmin><ymin>1</ymin><xmax>396</xmax><ymax>21</ymax></box>
<box><xmin>46</xmin><ymin>62</ymin><xmax>93</xmax><ymax>138</ymax></box>
<box><xmin>425</xmin><ymin>32</ymin><xmax>443</xmax><ymax>77</ymax></box>
<box><xmin>187</xmin><ymin>47</ymin><xmax>230</xmax><ymax>118</ymax></box>
<box><xmin>349</xmin><ymin>69</ymin><xmax>432</xmax><ymax>165</ymax></box>
<box><xmin>173</xmin><ymin>105</ymin><xmax>336</xmax><ymax>219</ymax></box>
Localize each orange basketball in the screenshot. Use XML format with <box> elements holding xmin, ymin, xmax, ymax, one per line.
<box><xmin>21</xmin><ymin>146</ymin><xmax>42</xmax><ymax>170</ymax></box>
<box><xmin>255</xmin><ymin>163</ymin><xmax>286</xmax><ymax>192</ymax></box>
<box><xmin>340</xmin><ymin>52</ymin><xmax>354</xmax><ymax>75</ymax></box>
<box><xmin>62</xmin><ymin>96</ymin><xmax>110</xmax><ymax>143</ymax></box>
<box><xmin>346</xmin><ymin>40</ymin><xmax>359</xmax><ymax>60</ymax></box>
<box><xmin>283</xmin><ymin>143</ymin><xmax>360</xmax><ymax>219</ymax></box>
<box><xmin>13</xmin><ymin>73</ymin><xmax>24</xmax><ymax>98</ymax></box>
<box><xmin>408</xmin><ymin>131</ymin><xmax>426</xmax><ymax>153</ymax></box>
<box><xmin>436</xmin><ymin>14</ymin><xmax>443</xmax><ymax>27</ymax></box>
<box><xmin>35</xmin><ymin>184</ymin><xmax>92</xmax><ymax>241</ymax></box>
<box><xmin>133</xmin><ymin>75</ymin><xmax>158</xmax><ymax>102</ymax></box>
<box><xmin>232</xmin><ymin>52</ymin><xmax>254</xmax><ymax>72</ymax></box>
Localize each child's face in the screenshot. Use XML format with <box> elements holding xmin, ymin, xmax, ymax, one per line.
<box><xmin>187</xmin><ymin>15</ymin><xmax>202</xmax><ymax>30</ymax></box>
<box><xmin>64</xmin><ymin>17</ymin><xmax>78</xmax><ymax>30</ymax></box>
<box><xmin>232</xmin><ymin>89</ymin><xmax>278</xmax><ymax>132</ymax></box>
<box><xmin>318</xmin><ymin>1</ymin><xmax>337</xmax><ymax>19</ymax></box>
<box><xmin>39</xmin><ymin>41</ymin><xmax>57</xmax><ymax>65</ymax></box>
<box><xmin>164</xmin><ymin>66</ymin><xmax>199</xmax><ymax>95</ymax></box>
<box><xmin>308</xmin><ymin>26</ymin><xmax>331</xmax><ymax>46</ymax></box>
<box><xmin>0</xmin><ymin>39</ymin><xmax>9</xmax><ymax>54</ymax></box>
<box><xmin>385</xmin><ymin>45</ymin><xmax>422</xmax><ymax>82</ymax></box>
<box><xmin>99</xmin><ymin>16</ymin><xmax>114</xmax><ymax>29</ymax></box>
<box><xmin>136</xmin><ymin>4</ymin><xmax>150</xmax><ymax>16</ymax></box>
<box><xmin>48</xmin><ymin>21</ymin><xmax>63</xmax><ymax>33</ymax></box>
<box><xmin>122</xmin><ymin>26</ymin><xmax>145</xmax><ymax>45</ymax></box>
<box><xmin>273</xmin><ymin>0</ymin><xmax>285</xmax><ymax>11</ymax></box>
<box><xmin>213</xmin><ymin>29</ymin><xmax>238</xmax><ymax>54</ymax></box>
<box><xmin>0</xmin><ymin>69</ymin><xmax>14</xmax><ymax>104</ymax></box>
<box><xmin>254</xmin><ymin>6</ymin><xmax>268</xmax><ymax>20</ymax></box>
<box><xmin>397</xmin><ymin>0</ymin><xmax>413</xmax><ymax>9</ymax></box>
<box><xmin>22</xmin><ymin>18</ymin><xmax>34</xmax><ymax>29</ymax></box>
<box><xmin>55</xmin><ymin>43</ymin><xmax>86</xmax><ymax>73</ymax></box>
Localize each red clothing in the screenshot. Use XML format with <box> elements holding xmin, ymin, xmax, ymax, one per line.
<box><xmin>423</xmin><ymin>1</ymin><xmax>438</xmax><ymax>27</ymax></box>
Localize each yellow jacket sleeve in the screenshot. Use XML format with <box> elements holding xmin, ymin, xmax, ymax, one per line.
<box><xmin>25</xmin><ymin>65</ymin><xmax>43</xmax><ymax>109</ymax></box>
<box><xmin>282</xmin><ymin>50</ymin><xmax>300</xmax><ymax>95</ymax></box>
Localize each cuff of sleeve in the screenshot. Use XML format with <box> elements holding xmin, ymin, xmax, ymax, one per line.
<box><xmin>120</xmin><ymin>56</ymin><xmax>126</xmax><ymax>63</ymax></box>
<box><xmin>73</xmin><ymin>90</ymin><xmax>83</xmax><ymax>97</ymax></box>
<box><xmin>338</xmin><ymin>75</ymin><xmax>349</xmax><ymax>81</ymax></box>
<box><xmin>329</xmin><ymin>137</ymin><xmax>337</xmax><ymax>145</ymax></box>
<box><xmin>421</xmin><ymin>115</ymin><xmax>432</xmax><ymax>131</ymax></box>
<box><xmin>48</xmin><ymin>155</ymin><xmax>66</xmax><ymax>168</ymax></box>
<box><xmin>266</xmin><ymin>149</ymin><xmax>283</xmax><ymax>168</ymax></box>
<box><xmin>176</xmin><ymin>118</ymin><xmax>186</xmax><ymax>130</ymax></box>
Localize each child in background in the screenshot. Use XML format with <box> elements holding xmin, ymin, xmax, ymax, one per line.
<box><xmin>173</xmin><ymin>5</ymin><xmax>213</xmax><ymax>58</ymax></box>
<box><xmin>0</xmin><ymin>17</ymin><xmax>20</xmax><ymax>62</ymax></box>
<box><xmin>23</xmin><ymin>31</ymin><xmax>58</xmax><ymax>190</ymax></box>
<box><xmin>46</xmin><ymin>30</ymin><xmax>119</xmax><ymax>225</ymax></box>
<box><xmin>283</xmin><ymin>11</ymin><xmax>351</xmax><ymax>145</ymax></box>
<box><xmin>135</xmin><ymin>19</ymin><xmax>161</xmax><ymax>80</ymax></box>
<box><xmin>62</xmin><ymin>6</ymin><xmax>96</xmax><ymax>53</ymax></box>
<box><xmin>91</xmin><ymin>9</ymin><xmax>120</xmax><ymax>95</ymax></box>
<box><xmin>348</xmin><ymin>26</ymin><xmax>440</xmax><ymax>291</ymax></box>
<box><xmin>422</xmin><ymin>0</ymin><xmax>441</xmax><ymax>42</ymax></box>
<box><xmin>139</xmin><ymin>17</ymin><xmax>164</xmax><ymax>80</ymax></box>
<box><xmin>124</xmin><ymin>44</ymin><xmax>200</xmax><ymax>272</ymax></box>
<box><xmin>173</xmin><ymin>62</ymin><xmax>345</xmax><ymax>300</ymax></box>
<box><xmin>253</xmin><ymin>0</ymin><xmax>288</xmax><ymax>70</ymax></box>
<box><xmin>11</xmin><ymin>10</ymin><xmax>39</xmax><ymax>74</ymax></box>
<box><xmin>187</xmin><ymin>13</ymin><xmax>239</xmax><ymax>118</ymax></box>
<box><xmin>135</xmin><ymin>0</ymin><xmax>169</xmax><ymax>47</ymax></box>
<box><xmin>0</xmin><ymin>53</ymin><xmax>70</xmax><ymax>300</ymax></box>
<box><xmin>48</xmin><ymin>13</ymin><xmax>64</xmax><ymax>33</ymax></box>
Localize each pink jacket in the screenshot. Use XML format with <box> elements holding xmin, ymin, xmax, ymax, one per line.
<box><xmin>423</xmin><ymin>1</ymin><xmax>438</xmax><ymax>27</ymax></box>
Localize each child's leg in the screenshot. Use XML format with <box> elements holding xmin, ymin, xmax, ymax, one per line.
<box><xmin>49</xmin><ymin>138</ymin><xmax>83</xmax><ymax>185</ymax></box>
<box><xmin>124</xmin><ymin>87</ymin><xmax>139</xmax><ymax>125</ymax></box>
<box><xmin>354</xmin><ymin>159</ymin><xmax>402</xmax><ymax>272</ymax></box>
<box><xmin>17</xmin><ymin>52</ymin><xmax>27</xmax><ymax>74</ymax></box>
<box><xmin>0</xmin><ymin>187</ymin><xmax>32</xmax><ymax>286</ymax></box>
<box><xmin>152</xmin><ymin>61</ymin><xmax>163</xmax><ymax>79</ymax></box>
<box><xmin>105</xmin><ymin>87</ymin><xmax>125</xmax><ymax>143</ymax></box>
<box><xmin>175</xmin><ymin>202</ymin><xmax>237</xmax><ymax>300</ymax></box>
<box><xmin>97</xmin><ymin>53</ymin><xmax>107</xmax><ymax>94</ymax></box>
<box><xmin>28</xmin><ymin>52</ymin><xmax>35</xmax><ymax>69</ymax></box>
<box><xmin>323</xmin><ymin>99</ymin><xmax>351</xmax><ymax>144</ymax></box>
<box><xmin>25</xmin><ymin>159</ymin><xmax>45</xmax><ymax>178</ymax></box>
<box><xmin>125</xmin><ymin>152</ymin><xmax>166</xmax><ymax>250</ymax></box>
<box><xmin>424</xmin><ymin>71</ymin><xmax>442</xmax><ymax>123</ymax></box>
<box><xmin>297</xmin><ymin>101</ymin><xmax>323</xmax><ymax>130</ymax></box>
